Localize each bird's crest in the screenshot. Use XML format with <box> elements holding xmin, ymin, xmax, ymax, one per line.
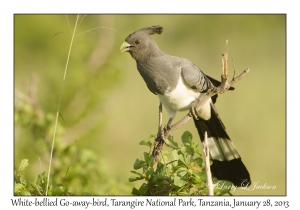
<box><xmin>128</xmin><ymin>25</ymin><xmax>163</xmax><ymax>39</ymax></box>
<box><xmin>147</xmin><ymin>25</ymin><xmax>163</xmax><ymax>35</ymax></box>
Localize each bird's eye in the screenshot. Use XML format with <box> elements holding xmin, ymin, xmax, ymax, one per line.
<box><xmin>135</xmin><ymin>40</ymin><xmax>140</xmax><ymax>44</ymax></box>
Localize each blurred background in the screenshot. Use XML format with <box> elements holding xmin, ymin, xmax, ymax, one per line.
<box><xmin>14</xmin><ymin>14</ymin><xmax>285</xmax><ymax>195</ymax></box>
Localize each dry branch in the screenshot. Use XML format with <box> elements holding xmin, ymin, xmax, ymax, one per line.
<box><xmin>203</xmin><ymin>132</ymin><xmax>214</xmax><ymax>195</ymax></box>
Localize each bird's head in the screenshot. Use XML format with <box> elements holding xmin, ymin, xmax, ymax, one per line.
<box><xmin>120</xmin><ymin>25</ymin><xmax>164</xmax><ymax>61</ymax></box>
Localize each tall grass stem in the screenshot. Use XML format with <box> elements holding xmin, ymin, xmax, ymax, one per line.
<box><xmin>46</xmin><ymin>15</ymin><xmax>80</xmax><ymax>196</ymax></box>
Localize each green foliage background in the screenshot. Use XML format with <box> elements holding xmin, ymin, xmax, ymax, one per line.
<box><xmin>14</xmin><ymin>14</ymin><xmax>285</xmax><ymax>195</ymax></box>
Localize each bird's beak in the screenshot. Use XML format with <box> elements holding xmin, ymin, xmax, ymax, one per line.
<box><xmin>120</xmin><ymin>42</ymin><xmax>132</xmax><ymax>53</ymax></box>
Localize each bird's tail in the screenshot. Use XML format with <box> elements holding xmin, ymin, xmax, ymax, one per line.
<box><xmin>193</xmin><ymin>103</ymin><xmax>251</xmax><ymax>187</ymax></box>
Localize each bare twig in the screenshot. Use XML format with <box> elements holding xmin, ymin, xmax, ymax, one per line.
<box><xmin>77</xmin><ymin>14</ymin><xmax>87</xmax><ymax>29</ymax></box>
<box><xmin>166</xmin><ymin>160</ymin><xmax>178</xmax><ymax>166</ymax></box>
<box><xmin>75</xmin><ymin>26</ymin><xmax>117</xmax><ymax>37</ymax></box>
<box><xmin>232</xmin><ymin>58</ymin><xmax>236</xmax><ymax>79</ymax></box>
<box><xmin>51</xmin><ymin>32</ymin><xmax>64</xmax><ymax>40</ymax></box>
<box><xmin>203</xmin><ymin>132</ymin><xmax>214</xmax><ymax>195</ymax></box>
<box><xmin>65</xmin><ymin>15</ymin><xmax>72</xmax><ymax>34</ymax></box>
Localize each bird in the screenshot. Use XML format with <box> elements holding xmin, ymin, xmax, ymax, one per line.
<box><xmin>120</xmin><ymin>25</ymin><xmax>251</xmax><ymax>187</ymax></box>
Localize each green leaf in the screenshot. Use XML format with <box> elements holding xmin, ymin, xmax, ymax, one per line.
<box><xmin>177</xmin><ymin>154</ymin><xmax>187</xmax><ymax>167</ymax></box>
<box><xmin>145</xmin><ymin>168</ymin><xmax>154</xmax><ymax>180</ymax></box>
<box><xmin>138</xmin><ymin>183</ymin><xmax>148</xmax><ymax>195</ymax></box>
<box><xmin>162</xmin><ymin>150</ymin><xmax>170</xmax><ymax>156</ymax></box>
<box><xmin>180</xmin><ymin>145</ymin><xmax>194</xmax><ymax>156</ymax></box>
<box><xmin>132</xmin><ymin>183</ymin><xmax>149</xmax><ymax>196</ymax></box>
<box><xmin>148</xmin><ymin>134</ymin><xmax>156</xmax><ymax>141</ymax></box>
<box><xmin>14</xmin><ymin>183</ymin><xmax>24</xmax><ymax>193</ymax></box>
<box><xmin>171</xmin><ymin>150</ymin><xmax>178</xmax><ymax>166</ymax></box>
<box><xmin>131</xmin><ymin>187</ymin><xmax>140</xmax><ymax>195</ymax></box>
<box><xmin>133</xmin><ymin>159</ymin><xmax>145</xmax><ymax>169</ymax></box>
<box><xmin>177</xmin><ymin>191</ymin><xmax>189</xmax><ymax>195</ymax></box>
<box><xmin>171</xmin><ymin>149</ymin><xmax>178</xmax><ymax>160</ymax></box>
<box><xmin>192</xmin><ymin>171</ymin><xmax>206</xmax><ymax>182</ymax></box>
<box><xmin>18</xmin><ymin>159</ymin><xmax>29</xmax><ymax>171</ymax></box>
<box><xmin>187</xmin><ymin>169</ymin><xmax>193</xmax><ymax>175</ymax></box>
<box><xmin>181</xmin><ymin>131</ymin><xmax>193</xmax><ymax>145</ymax></box>
<box><xmin>139</xmin><ymin>140</ymin><xmax>152</xmax><ymax>147</ymax></box>
<box><xmin>129</xmin><ymin>171</ymin><xmax>145</xmax><ymax>182</ymax></box>
<box><xmin>18</xmin><ymin>190</ymin><xmax>31</xmax><ymax>196</ymax></box>
<box><xmin>183</xmin><ymin>153</ymin><xmax>191</xmax><ymax>165</ymax></box>
<box><xmin>143</xmin><ymin>152</ymin><xmax>152</xmax><ymax>164</ymax></box>
<box><xmin>156</xmin><ymin>162</ymin><xmax>166</xmax><ymax>175</ymax></box>
<box><xmin>195</xmin><ymin>147</ymin><xmax>203</xmax><ymax>156</ymax></box>
<box><xmin>130</xmin><ymin>170</ymin><xmax>144</xmax><ymax>177</ymax></box>
<box><xmin>178</xmin><ymin>170</ymin><xmax>187</xmax><ymax>177</ymax></box>
<box><xmin>173</xmin><ymin>166</ymin><xmax>187</xmax><ymax>176</ymax></box>
<box><xmin>166</xmin><ymin>135</ymin><xmax>178</xmax><ymax>148</ymax></box>
<box><xmin>191</xmin><ymin>157</ymin><xmax>203</xmax><ymax>166</ymax></box>
<box><xmin>190</xmin><ymin>141</ymin><xmax>200</xmax><ymax>152</ymax></box>
<box><xmin>174</xmin><ymin>176</ymin><xmax>187</xmax><ymax>187</ymax></box>
<box><xmin>129</xmin><ymin>176</ymin><xmax>144</xmax><ymax>182</ymax></box>
<box><xmin>52</xmin><ymin>185</ymin><xmax>66</xmax><ymax>196</ymax></box>
<box><xmin>151</xmin><ymin>174</ymin><xmax>161</xmax><ymax>183</ymax></box>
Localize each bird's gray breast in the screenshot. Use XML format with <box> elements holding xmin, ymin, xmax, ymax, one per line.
<box><xmin>136</xmin><ymin>57</ymin><xmax>180</xmax><ymax>94</ymax></box>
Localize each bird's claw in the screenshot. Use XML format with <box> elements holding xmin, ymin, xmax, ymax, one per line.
<box><xmin>163</xmin><ymin>123</ymin><xmax>171</xmax><ymax>133</ymax></box>
<box><xmin>189</xmin><ymin>100</ymin><xmax>200</xmax><ymax>120</ymax></box>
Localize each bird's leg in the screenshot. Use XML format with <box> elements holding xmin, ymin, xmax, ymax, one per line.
<box><xmin>161</xmin><ymin>118</ymin><xmax>173</xmax><ymax>142</ymax></box>
<box><xmin>157</xmin><ymin>102</ymin><xmax>163</xmax><ymax>136</ymax></box>
<box><xmin>164</xmin><ymin>118</ymin><xmax>173</xmax><ymax>132</ymax></box>
<box><xmin>157</xmin><ymin>102</ymin><xmax>172</xmax><ymax>136</ymax></box>
<box><xmin>189</xmin><ymin>99</ymin><xmax>200</xmax><ymax>120</ymax></box>
<box><xmin>157</xmin><ymin>102</ymin><xmax>168</xmax><ymax>142</ymax></box>
<box><xmin>153</xmin><ymin>102</ymin><xmax>167</xmax><ymax>168</ymax></box>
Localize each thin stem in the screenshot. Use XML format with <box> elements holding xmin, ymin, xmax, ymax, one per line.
<box><xmin>65</xmin><ymin>15</ymin><xmax>72</xmax><ymax>34</ymax></box>
<box><xmin>203</xmin><ymin>132</ymin><xmax>214</xmax><ymax>195</ymax></box>
<box><xmin>75</xmin><ymin>26</ymin><xmax>117</xmax><ymax>37</ymax></box>
<box><xmin>45</xmin><ymin>14</ymin><xmax>80</xmax><ymax>196</ymax></box>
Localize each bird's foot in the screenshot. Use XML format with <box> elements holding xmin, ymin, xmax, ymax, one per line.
<box><xmin>161</xmin><ymin>118</ymin><xmax>173</xmax><ymax>135</ymax></box>
<box><xmin>156</xmin><ymin>124</ymin><xmax>169</xmax><ymax>143</ymax></box>
<box><xmin>163</xmin><ymin>123</ymin><xmax>171</xmax><ymax>134</ymax></box>
<box><xmin>189</xmin><ymin>100</ymin><xmax>200</xmax><ymax>120</ymax></box>
<box><xmin>156</xmin><ymin>122</ymin><xmax>172</xmax><ymax>146</ymax></box>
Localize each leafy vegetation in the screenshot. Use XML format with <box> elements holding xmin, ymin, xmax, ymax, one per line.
<box><xmin>14</xmin><ymin>131</ymin><xmax>233</xmax><ymax>196</ymax></box>
<box><xmin>14</xmin><ymin>92</ymin><xmax>127</xmax><ymax>195</ymax></box>
<box><xmin>129</xmin><ymin>131</ymin><xmax>233</xmax><ymax>196</ymax></box>
<box><xmin>14</xmin><ymin>159</ymin><xmax>73</xmax><ymax>196</ymax></box>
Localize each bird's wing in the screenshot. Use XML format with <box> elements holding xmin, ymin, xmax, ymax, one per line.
<box><xmin>181</xmin><ymin>59</ymin><xmax>235</xmax><ymax>93</ymax></box>
<box><xmin>180</xmin><ymin>59</ymin><xmax>213</xmax><ymax>93</ymax></box>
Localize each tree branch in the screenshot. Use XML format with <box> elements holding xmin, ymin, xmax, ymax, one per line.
<box><xmin>203</xmin><ymin>132</ymin><xmax>214</xmax><ymax>195</ymax></box>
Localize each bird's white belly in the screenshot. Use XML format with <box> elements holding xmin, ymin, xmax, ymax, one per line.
<box><xmin>157</xmin><ymin>76</ymin><xmax>211</xmax><ymax>120</ymax></box>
